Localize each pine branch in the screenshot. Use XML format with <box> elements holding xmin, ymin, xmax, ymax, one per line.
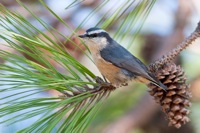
<box><xmin>1</xmin><ymin>0</ymin><xmax>151</xmax><ymax>132</ymax></box>
<box><xmin>62</xmin><ymin>76</ymin><xmax>116</xmax><ymax>100</ymax></box>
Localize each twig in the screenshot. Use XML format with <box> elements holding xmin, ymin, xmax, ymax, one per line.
<box><xmin>149</xmin><ymin>21</ymin><xmax>200</xmax><ymax>71</ymax></box>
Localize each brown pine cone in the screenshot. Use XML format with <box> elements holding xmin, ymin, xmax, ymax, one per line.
<box><xmin>148</xmin><ymin>63</ymin><xmax>192</xmax><ymax>128</ymax></box>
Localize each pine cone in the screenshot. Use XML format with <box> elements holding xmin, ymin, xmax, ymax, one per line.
<box><xmin>148</xmin><ymin>63</ymin><xmax>192</xmax><ymax>128</ymax></box>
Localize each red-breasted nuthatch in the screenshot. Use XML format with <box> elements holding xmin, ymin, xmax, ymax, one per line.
<box><xmin>79</xmin><ymin>27</ymin><xmax>167</xmax><ymax>91</ymax></box>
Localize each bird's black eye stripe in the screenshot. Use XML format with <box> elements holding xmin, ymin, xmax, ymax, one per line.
<box><xmin>87</xmin><ymin>33</ymin><xmax>98</xmax><ymax>38</ymax></box>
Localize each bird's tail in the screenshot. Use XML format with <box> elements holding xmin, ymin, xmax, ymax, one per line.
<box><xmin>151</xmin><ymin>81</ymin><xmax>167</xmax><ymax>91</ymax></box>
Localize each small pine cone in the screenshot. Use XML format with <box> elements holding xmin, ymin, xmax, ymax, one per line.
<box><xmin>148</xmin><ymin>63</ymin><xmax>192</xmax><ymax>128</ymax></box>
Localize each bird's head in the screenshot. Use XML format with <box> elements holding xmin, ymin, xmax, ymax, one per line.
<box><xmin>79</xmin><ymin>27</ymin><xmax>112</xmax><ymax>48</ymax></box>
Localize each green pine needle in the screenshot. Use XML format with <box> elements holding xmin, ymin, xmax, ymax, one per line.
<box><xmin>0</xmin><ymin>0</ymin><xmax>156</xmax><ymax>132</ymax></box>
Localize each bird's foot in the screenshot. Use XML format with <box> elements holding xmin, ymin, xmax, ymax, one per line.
<box><xmin>121</xmin><ymin>83</ymin><xmax>128</xmax><ymax>86</ymax></box>
<box><xmin>94</xmin><ymin>76</ymin><xmax>115</xmax><ymax>91</ymax></box>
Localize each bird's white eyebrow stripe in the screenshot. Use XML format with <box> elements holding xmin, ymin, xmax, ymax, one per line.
<box><xmin>87</xmin><ymin>29</ymin><xmax>106</xmax><ymax>35</ymax></box>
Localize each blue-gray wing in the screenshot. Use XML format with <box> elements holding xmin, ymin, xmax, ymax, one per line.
<box><xmin>100</xmin><ymin>43</ymin><xmax>157</xmax><ymax>82</ymax></box>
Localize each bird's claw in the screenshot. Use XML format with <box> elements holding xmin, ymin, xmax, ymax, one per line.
<box><xmin>94</xmin><ymin>76</ymin><xmax>104</xmax><ymax>84</ymax></box>
<box><xmin>94</xmin><ymin>76</ymin><xmax>115</xmax><ymax>91</ymax></box>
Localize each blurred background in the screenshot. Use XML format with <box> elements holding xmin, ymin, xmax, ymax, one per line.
<box><xmin>0</xmin><ymin>0</ymin><xmax>200</xmax><ymax>133</ymax></box>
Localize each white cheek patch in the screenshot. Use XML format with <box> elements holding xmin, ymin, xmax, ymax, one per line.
<box><xmin>92</xmin><ymin>37</ymin><xmax>107</xmax><ymax>48</ymax></box>
<box><xmin>100</xmin><ymin>38</ymin><xmax>107</xmax><ymax>45</ymax></box>
<box><xmin>87</xmin><ymin>29</ymin><xmax>106</xmax><ymax>35</ymax></box>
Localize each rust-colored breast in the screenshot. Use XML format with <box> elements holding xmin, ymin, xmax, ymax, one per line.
<box><xmin>92</xmin><ymin>53</ymin><xmax>129</xmax><ymax>87</ymax></box>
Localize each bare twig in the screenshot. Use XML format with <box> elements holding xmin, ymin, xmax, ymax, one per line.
<box><xmin>149</xmin><ymin>21</ymin><xmax>200</xmax><ymax>71</ymax></box>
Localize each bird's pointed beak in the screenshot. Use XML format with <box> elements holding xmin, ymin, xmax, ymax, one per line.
<box><xmin>78</xmin><ymin>34</ymin><xmax>87</xmax><ymax>38</ymax></box>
